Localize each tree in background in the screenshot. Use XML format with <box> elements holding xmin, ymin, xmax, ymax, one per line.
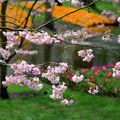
<box><xmin>0</xmin><ymin>0</ymin><xmax>38</xmax><ymax>98</ymax></box>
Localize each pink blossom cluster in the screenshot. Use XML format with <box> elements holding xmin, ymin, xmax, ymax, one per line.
<box><xmin>19</xmin><ymin>31</ymin><xmax>64</xmax><ymax>45</ymax></box>
<box><xmin>62</xmin><ymin>30</ymin><xmax>85</xmax><ymax>44</ymax></box>
<box><xmin>112</xmin><ymin>62</ymin><xmax>120</xmax><ymax>78</ymax></box>
<box><xmin>102</xmin><ymin>30</ymin><xmax>111</xmax><ymax>41</ymax></box>
<box><xmin>15</xmin><ymin>49</ymin><xmax>38</xmax><ymax>55</ymax></box>
<box><xmin>63</xmin><ymin>30</ymin><xmax>84</xmax><ymax>38</ymax></box>
<box><xmin>10</xmin><ymin>60</ymin><xmax>41</xmax><ymax>75</ymax></box>
<box><xmin>50</xmin><ymin>82</ymin><xmax>67</xmax><ymax>100</ymax></box>
<box><xmin>60</xmin><ymin>99</ymin><xmax>73</xmax><ymax>105</ymax></box>
<box><xmin>57</xmin><ymin>0</ymin><xmax>65</xmax><ymax>3</ymax></box>
<box><xmin>0</xmin><ymin>48</ymin><xmax>10</xmax><ymax>60</ymax></box>
<box><xmin>117</xmin><ymin>17</ymin><xmax>120</xmax><ymax>23</ymax></box>
<box><xmin>61</xmin><ymin>30</ymin><xmax>99</xmax><ymax>44</ymax></box>
<box><xmin>88</xmin><ymin>85</ymin><xmax>99</xmax><ymax>95</ymax></box>
<box><xmin>52</xmin><ymin>34</ymin><xmax>64</xmax><ymax>43</ymax></box>
<box><xmin>72</xmin><ymin>74</ymin><xmax>84</xmax><ymax>83</ymax></box>
<box><xmin>101</xmin><ymin>10</ymin><xmax>117</xmax><ymax>21</ymax></box>
<box><xmin>42</xmin><ymin>62</ymin><xmax>68</xmax><ymax>84</ymax></box>
<box><xmin>3</xmin><ymin>31</ymin><xmax>20</xmax><ymax>49</ymax></box>
<box><xmin>19</xmin><ymin>31</ymin><xmax>55</xmax><ymax>45</ymax></box>
<box><xmin>4</xmin><ymin>29</ymin><xmax>99</xmax><ymax>49</ymax></box>
<box><xmin>2</xmin><ymin>60</ymin><xmax>42</xmax><ymax>91</ymax></box>
<box><xmin>71</xmin><ymin>32</ymin><xmax>99</xmax><ymax>44</ymax></box>
<box><xmin>71</xmin><ymin>0</ymin><xmax>84</xmax><ymax>7</ymax></box>
<box><xmin>42</xmin><ymin>72</ymin><xmax>60</xmax><ymax>84</ymax></box>
<box><xmin>117</xmin><ymin>35</ymin><xmax>120</xmax><ymax>43</ymax></box>
<box><xmin>78</xmin><ymin>49</ymin><xmax>94</xmax><ymax>62</ymax></box>
<box><xmin>57</xmin><ymin>0</ymin><xmax>69</xmax><ymax>3</ymax></box>
<box><xmin>102</xmin><ymin>34</ymin><xmax>111</xmax><ymax>41</ymax></box>
<box><xmin>2</xmin><ymin>75</ymin><xmax>43</xmax><ymax>91</ymax></box>
<box><xmin>57</xmin><ymin>0</ymin><xmax>84</xmax><ymax>7</ymax></box>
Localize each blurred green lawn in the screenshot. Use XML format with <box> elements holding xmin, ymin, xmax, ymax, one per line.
<box><xmin>0</xmin><ymin>85</ymin><xmax>119</xmax><ymax>120</ymax></box>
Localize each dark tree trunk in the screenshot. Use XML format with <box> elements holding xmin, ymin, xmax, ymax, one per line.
<box><xmin>44</xmin><ymin>45</ymin><xmax>52</xmax><ymax>62</ymax></box>
<box><xmin>0</xmin><ymin>65</ymin><xmax>9</xmax><ymax>99</ymax></box>
<box><xmin>45</xmin><ymin>0</ymin><xmax>56</xmax><ymax>31</ymax></box>
<box><xmin>0</xmin><ymin>0</ymin><xmax>9</xmax><ymax>99</ymax></box>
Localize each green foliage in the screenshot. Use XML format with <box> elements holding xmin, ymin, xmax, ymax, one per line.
<box><xmin>62</xmin><ymin>66</ymin><xmax>120</xmax><ymax>97</ymax></box>
<box><xmin>96</xmin><ymin>0</ymin><xmax>120</xmax><ymax>15</ymax></box>
<box><xmin>0</xmin><ymin>87</ymin><xmax>120</xmax><ymax>120</ymax></box>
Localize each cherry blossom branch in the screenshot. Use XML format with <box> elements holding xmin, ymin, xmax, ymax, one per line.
<box><xmin>18</xmin><ymin>0</ymin><xmax>38</xmax><ymax>45</ymax></box>
<box><xmin>52</xmin><ymin>33</ymin><xmax>120</xmax><ymax>57</ymax></box>
<box><xmin>18</xmin><ymin>0</ymin><xmax>38</xmax><ymax>28</ymax></box>
<box><xmin>6</xmin><ymin>0</ymin><xmax>38</xmax><ymax>63</ymax></box>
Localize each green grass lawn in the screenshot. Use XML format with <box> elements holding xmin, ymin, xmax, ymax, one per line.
<box><xmin>0</xmin><ymin>85</ymin><xmax>120</xmax><ymax>120</ymax></box>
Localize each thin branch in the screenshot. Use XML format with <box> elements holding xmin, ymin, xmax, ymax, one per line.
<box><xmin>6</xmin><ymin>0</ymin><xmax>38</xmax><ymax>63</ymax></box>
<box><xmin>0</xmin><ymin>15</ymin><xmax>24</xmax><ymax>24</ymax></box>
<box><xmin>53</xmin><ymin>0</ymin><xmax>98</xmax><ymax>21</ymax></box>
<box><xmin>52</xmin><ymin>33</ymin><xmax>120</xmax><ymax>57</ymax></box>
<box><xmin>19</xmin><ymin>0</ymin><xmax>28</xmax><ymax>25</ymax></box>
<box><xmin>18</xmin><ymin>0</ymin><xmax>38</xmax><ymax>28</ymax></box>
<box><xmin>36</xmin><ymin>0</ymin><xmax>98</xmax><ymax>30</ymax></box>
<box><xmin>0</xmin><ymin>20</ymin><xmax>23</xmax><ymax>28</ymax></box>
